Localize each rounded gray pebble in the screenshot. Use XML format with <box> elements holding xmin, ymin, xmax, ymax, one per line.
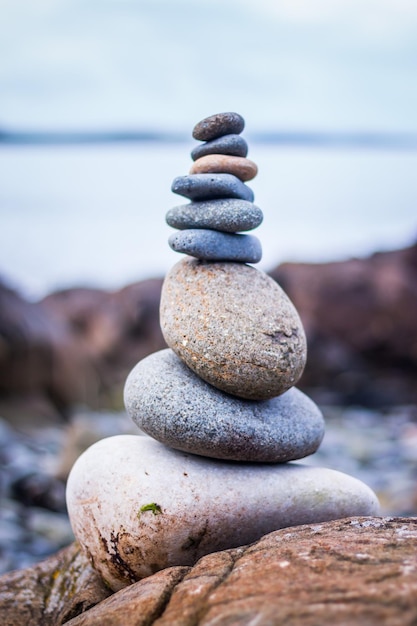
<box><xmin>166</xmin><ymin>199</ymin><xmax>263</xmax><ymax>233</ymax></box>
<box><xmin>124</xmin><ymin>349</ymin><xmax>325</xmax><ymax>462</ymax></box>
<box><xmin>191</xmin><ymin>134</ymin><xmax>248</xmax><ymax>161</ymax></box>
<box><xmin>171</xmin><ymin>174</ymin><xmax>254</xmax><ymax>202</ymax></box>
<box><xmin>168</xmin><ymin>229</ymin><xmax>262</xmax><ymax>263</ymax></box>
<box><xmin>193</xmin><ymin>112</ymin><xmax>245</xmax><ymax>141</ymax></box>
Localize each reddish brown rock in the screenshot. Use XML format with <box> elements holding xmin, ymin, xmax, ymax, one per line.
<box><xmin>270</xmin><ymin>243</ymin><xmax>417</xmax><ymax>405</ymax></box>
<box><xmin>3</xmin><ymin>517</ymin><xmax>414</xmax><ymax>625</ymax></box>
<box><xmin>189</xmin><ymin>154</ymin><xmax>258</xmax><ymax>182</ymax></box>
<box><xmin>0</xmin><ymin>279</ymin><xmax>165</xmax><ymax>419</ymax></box>
<box><xmin>0</xmin><ymin>282</ymin><xmax>92</xmax><ymax>418</ymax></box>
<box><xmin>42</xmin><ymin>279</ymin><xmax>165</xmax><ymax>408</ymax></box>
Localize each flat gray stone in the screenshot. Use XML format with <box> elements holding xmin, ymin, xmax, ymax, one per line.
<box><xmin>166</xmin><ymin>199</ymin><xmax>263</xmax><ymax>233</ymax></box>
<box><xmin>67</xmin><ymin>435</ymin><xmax>380</xmax><ymax>590</ymax></box>
<box><xmin>168</xmin><ymin>229</ymin><xmax>262</xmax><ymax>263</ymax></box>
<box><xmin>191</xmin><ymin>134</ymin><xmax>248</xmax><ymax>160</ymax></box>
<box><xmin>171</xmin><ymin>174</ymin><xmax>254</xmax><ymax>202</ymax></box>
<box><xmin>192</xmin><ymin>112</ymin><xmax>245</xmax><ymax>141</ymax></box>
<box><xmin>160</xmin><ymin>259</ymin><xmax>307</xmax><ymax>400</ymax></box>
<box><xmin>124</xmin><ymin>349</ymin><xmax>325</xmax><ymax>462</ymax></box>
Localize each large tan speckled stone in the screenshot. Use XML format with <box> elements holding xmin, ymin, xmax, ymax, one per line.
<box><xmin>159</xmin><ymin>258</ymin><xmax>307</xmax><ymax>399</ymax></box>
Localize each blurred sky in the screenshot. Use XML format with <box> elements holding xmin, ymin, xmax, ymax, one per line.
<box><xmin>1</xmin><ymin>0</ymin><xmax>417</xmax><ymax>133</ymax></box>
<box><xmin>0</xmin><ymin>0</ymin><xmax>416</xmax><ymax>298</ymax></box>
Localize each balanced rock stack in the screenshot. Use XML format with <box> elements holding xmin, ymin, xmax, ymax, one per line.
<box><xmin>66</xmin><ymin>113</ymin><xmax>380</xmax><ymax>592</ymax></box>
<box><xmin>167</xmin><ymin>112</ymin><xmax>262</xmax><ymax>265</ymax></box>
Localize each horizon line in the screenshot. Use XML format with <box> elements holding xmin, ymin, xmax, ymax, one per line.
<box><xmin>0</xmin><ymin>128</ymin><xmax>416</xmax><ymax>150</ymax></box>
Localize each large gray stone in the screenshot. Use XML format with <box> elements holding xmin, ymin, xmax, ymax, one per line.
<box><xmin>124</xmin><ymin>349</ymin><xmax>324</xmax><ymax>462</ymax></box>
<box><xmin>160</xmin><ymin>259</ymin><xmax>307</xmax><ymax>399</ymax></box>
<box><xmin>66</xmin><ymin>435</ymin><xmax>380</xmax><ymax>590</ymax></box>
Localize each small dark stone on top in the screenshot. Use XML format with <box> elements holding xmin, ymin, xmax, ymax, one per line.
<box><xmin>193</xmin><ymin>112</ymin><xmax>245</xmax><ymax>141</ymax></box>
<box><xmin>191</xmin><ymin>134</ymin><xmax>248</xmax><ymax>161</ymax></box>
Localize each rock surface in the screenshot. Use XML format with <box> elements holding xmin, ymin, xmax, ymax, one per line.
<box><xmin>166</xmin><ymin>199</ymin><xmax>263</xmax><ymax>233</ymax></box>
<box><xmin>2</xmin><ymin>517</ymin><xmax>416</xmax><ymax>625</ymax></box>
<box><xmin>160</xmin><ymin>258</ymin><xmax>307</xmax><ymax>399</ymax></box>
<box><xmin>66</xmin><ymin>435</ymin><xmax>380</xmax><ymax>590</ymax></box>
<box><xmin>168</xmin><ymin>229</ymin><xmax>262</xmax><ymax>263</ymax></box>
<box><xmin>189</xmin><ymin>154</ymin><xmax>258</xmax><ymax>182</ymax></box>
<box><xmin>124</xmin><ymin>349</ymin><xmax>324</xmax><ymax>462</ymax></box>
<box><xmin>192</xmin><ymin>112</ymin><xmax>245</xmax><ymax>141</ymax></box>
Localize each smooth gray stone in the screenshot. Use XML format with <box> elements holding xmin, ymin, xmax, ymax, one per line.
<box><xmin>193</xmin><ymin>112</ymin><xmax>245</xmax><ymax>141</ymax></box>
<box><xmin>191</xmin><ymin>134</ymin><xmax>248</xmax><ymax>160</ymax></box>
<box><xmin>171</xmin><ymin>174</ymin><xmax>254</xmax><ymax>202</ymax></box>
<box><xmin>166</xmin><ymin>199</ymin><xmax>263</xmax><ymax>233</ymax></box>
<box><xmin>124</xmin><ymin>349</ymin><xmax>325</xmax><ymax>463</ymax></box>
<box><xmin>168</xmin><ymin>229</ymin><xmax>262</xmax><ymax>263</ymax></box>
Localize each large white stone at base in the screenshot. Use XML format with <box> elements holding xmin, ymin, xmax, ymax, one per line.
<box><xmin>66</xmin><ymin>435</ymin><xmax>380</xmax><ymax>591</ymax></box>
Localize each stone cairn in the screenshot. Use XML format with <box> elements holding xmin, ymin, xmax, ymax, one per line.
<box><xmin>66</xmin><ymin>113</ymin><xmax>380</xmax><ymax>591</ymax></box>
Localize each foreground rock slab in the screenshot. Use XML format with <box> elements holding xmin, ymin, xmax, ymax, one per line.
<box><xmin>0</xmin><ymin>542</ymin><xmax>111</xmax><ymax>626</ymax></box>
<box><xmin>3</xmin><ymin>517</ymin><xmax>414</xmax><ymax>625</ymax></box>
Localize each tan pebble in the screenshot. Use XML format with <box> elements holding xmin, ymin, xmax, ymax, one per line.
<box><xmin>189</xmin><ymin>154</ymin><xmax>258</xmax><ymax>182</ymax></box>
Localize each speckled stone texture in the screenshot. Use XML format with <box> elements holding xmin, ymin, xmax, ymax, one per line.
<box><xmin>192</xmin><ymin>112</ymin><xmax>244</xmax><ymax>141</ymax></box>
<box><xmin>166</xmin><ymin>199</ymin><xmax>263</xmax><ymax>232</ymax></box>
<box><xmin>189</xmin><ymin>155</ymin><xmax>258</xmax><ymax>182</ymax></box>
<box><xmin>66</xmin><ymin>435</ymin><xmax>380</xmax><ymax>590</ymax></box>
<box><xmin>124</xmin><ymin>349</ymin><xmax>324</xmax><ymax>462</ymax></box>
<box><xmin>191</xmin><ymin>134</ymin><xmax>248</xmax><ymax>160</ymax></box>
<box><xmin>171</xmin><ymin>173</ymin><xmax>254</xmax><ymax>202</ymax></box>
<box><xmin>160</xmin><ymin>259</ymin><xmax>307</xmax><ymax>399</ymax></box>
<box><xmin>168</xmin><ymin>229</ymin><xmax>262</xmax><ymax>263</ymax></box>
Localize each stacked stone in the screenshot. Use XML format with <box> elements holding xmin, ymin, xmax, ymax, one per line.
<box><xmin>167</xmin><ymin>112</ymin><xmax>263</xmax><ymax>265</ymax></box>
<box><xmin>123</xmin><ymin>112</ymin><xmax>324</xmax><ymax>462</ymax></box>
<box><xmin>66</xmin><ymin>113</ymin><xmax>380</xmax><ymax>592</ymax></box>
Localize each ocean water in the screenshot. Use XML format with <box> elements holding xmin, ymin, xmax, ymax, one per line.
<box><xmin>0</xmin><ymin>142</ymin><xmax>416</xmax><ymax>300</ymax></box>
